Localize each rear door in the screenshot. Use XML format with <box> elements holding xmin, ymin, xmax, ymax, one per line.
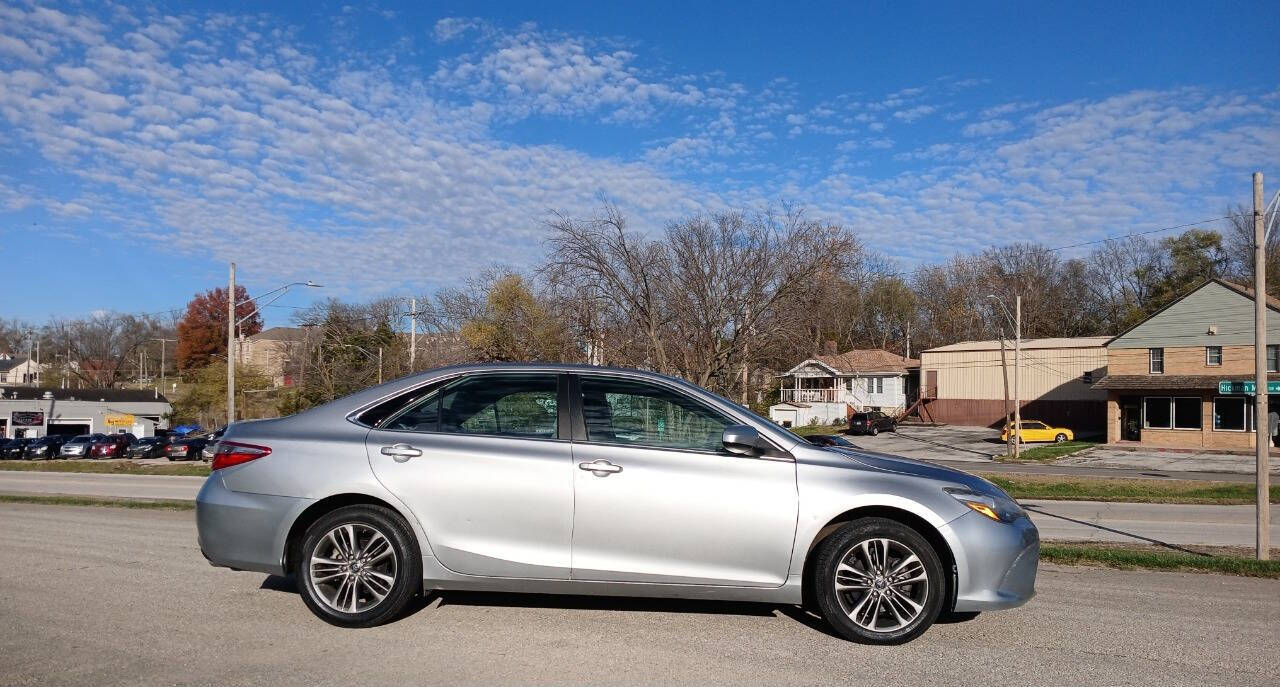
<box><xmin>366</xmin><ymin>372</ymin><xmax>574</xmax><ymax>579</ymax></box>
<box><xmin>567</xmin><ymin>374</ymin><xmax>798</xmax><ymax>587</ymax></box>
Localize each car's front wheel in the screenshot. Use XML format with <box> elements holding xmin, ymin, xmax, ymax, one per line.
<box><xmin>813</xmin><ymin>518</ymin><xmax>945</xmax><ymax>644</ymax></box>
<box><xmin>1054</xmin><ymin>433</ymin><xmax>1068</xmax><ymax>443</ymax></box>
<box><xmin>869</xmin><ymin>426</ymin><xmax>879</xmax><ymax>436</ymax></box>
<box><xmin>297</xmin><ymin>504</ymin><xmax>421</xmax><ymax>628</ymax></box>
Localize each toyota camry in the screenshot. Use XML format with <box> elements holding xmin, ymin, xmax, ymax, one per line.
<box><xmin>196</xmin><ymin>363</ymin><xmax>1037</xmax><ymax>644</ymax></box>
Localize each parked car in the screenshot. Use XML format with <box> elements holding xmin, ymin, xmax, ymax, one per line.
<box><xmin>1001</xmin><ymin>420</ymin><xmax>1074</xmax><ymax>444</ymax></box>
<box><xmin>23</xmin><ymin>435</ymin><xmax>68</xmax><ymax>460</ymax></box>
<box><xmin>196</xmin><ymin>363</ymin><xmax>1038</xmax><ymax>644</ymax></box>
<box><xmin>125</xmin><ymin>435</ymin><xmax>172</xmax><ymax>459</ymax></box>
<box><xmin>90</xmin><ymin>433</ymin><xmax>135</xmax><ymax>459</ymax></box>
<box><xmin>59</xmin><ymin>434</ymin><xmax>107</xmax><ymax>459</ymax></box>
<box><xmin>849</xmin><ymin>410</ymin><xmax>896</xmax><ymax>436</ymax></box>
<box><xmin>201</xmin><ymin>426</ymin><xmax>228</xmax><ymax>461</ymax></box>
<box><xmin>167</xmin><ymin>435</ymin><xmax>210</xmax><ymax>461</ymax></box>
<box><xmin>2</xmin><ymin>437</ymin><xmax>35</xmax><ymax>459</ymax></box>
<box><xmin>806</xmin><ymin>434</ymin><xmax>861</xmax><ymax>449</ymax></box>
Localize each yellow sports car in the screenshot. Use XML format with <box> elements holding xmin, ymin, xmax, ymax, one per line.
<box><xmin>1001</xmin><ymin>420</ymin><xmax>1074</xmax><ymax>444</ymax></box>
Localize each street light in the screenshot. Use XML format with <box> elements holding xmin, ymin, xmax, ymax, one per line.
<box><xmin>987</xmin><ymin>294</ymin><xmax>1022</xmax><ymax>458</ymax></box>
<box><xmin>226</xmin><ymin>262</ymin><xmax>322</xmax><ymax>425</ymax></box>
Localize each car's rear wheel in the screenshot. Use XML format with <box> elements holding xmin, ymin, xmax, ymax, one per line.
<box><xmin>1054</xmin><ymin>433</ymin><xmax>1068</xmax><ymax>443</ymax></box>
<box><xmin>297</xmin><ymin>504</ymin><xmax>420</xmax><ymax>628</ymax></box>
<box><xmin>813</xmin><ymin>518</ymin><xmax>945</xmax><ymax>644</ymax></box>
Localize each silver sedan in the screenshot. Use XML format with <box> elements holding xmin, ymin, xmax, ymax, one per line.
<box><xmin>196</xmin><ymin>364</ymin><xmax>1037</xmax><ymax>644</ymax></box>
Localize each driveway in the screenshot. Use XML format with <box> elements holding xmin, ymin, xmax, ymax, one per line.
<box><xmin>1059</xmin><ymin>446</ymin><xmax>1280</xmax><ymax>475</ymax></box>
<box><xmin>848</xmin><ymin>424</ymin><xmax>1003</xmax><ymax>462</ymax></box>
<box><xmin>2</xmin><ymin>503</ymin><xmax>1276</xmax><ymax>686</ymax></box>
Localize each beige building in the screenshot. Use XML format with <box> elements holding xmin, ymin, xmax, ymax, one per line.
<box><xmin>1094</xmin><ymin>279</ymin><xmax>1280</xmax><ymax>450</ymax></box>
<box><xmin>918</xmin><ymin>337</ymin><xmax>1110</xmax><ymax>432</ymax></box>
<box><xmin>239</xmin><ymin>327</ymin><xmax>310</xmax><ymax>387</ymax></box>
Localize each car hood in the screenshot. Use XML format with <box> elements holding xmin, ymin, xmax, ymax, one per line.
<box><xmin>827</xmin><ymin>448</ymin><xmax>1002</xmax><ymax>495</ymax></box>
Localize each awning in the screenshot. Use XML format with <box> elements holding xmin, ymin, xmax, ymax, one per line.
<box><xmin>1093</xmin><ymin>374</ymin><xmax>1280</xmax><ymax>391</ymax></box>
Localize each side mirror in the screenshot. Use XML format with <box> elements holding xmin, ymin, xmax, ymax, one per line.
<box><xmin>722</xmin><ymin>424</ymin><xmax>764</xmax><ymax>456</ymax></box>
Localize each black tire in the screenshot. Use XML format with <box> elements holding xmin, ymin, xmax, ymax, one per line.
<box><xmin>889</xmin><ymin>423</ymin><xmax>897</xmax><ymax>433</ymax></box>
<box><xmin>297</xmin><ymin>504</ymin><xmax>421</xmax><ymax>628</ymax></box>
<box><xmin>869</xmin><ymin>426</ymin><xmax>879</xmax><ymax>436</ymax></box>
<box><xmin>813</xmin><ymin>518</ymin><xmax>945</xmax><ymax>644</ymax></box>
<box><xmin>1054</xmin><ymin>433</ymin><xmax>1068</xmax><ymax>443</ymax></box>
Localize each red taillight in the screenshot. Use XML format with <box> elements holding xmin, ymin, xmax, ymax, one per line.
<box><xmin>211</xmin><ymin>441</ymin><xmax>272</xmax><ymax>471</ymax></box>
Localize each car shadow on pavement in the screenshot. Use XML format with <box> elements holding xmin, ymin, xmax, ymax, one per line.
<box><xmin>432</xmin><ymin>590</ymin><xmax>779</xmax><ymax>617</ymax></box>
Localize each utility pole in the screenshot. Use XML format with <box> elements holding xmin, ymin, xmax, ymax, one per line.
<box><xmin>1013</xmin><ymin>295</ymin><xmax>1022</xmax><ymax>459</ymax></box>
<box><xmin>905</xmin><ymin>321</ymin><xmax>911</xmax><ymax>360</ymax></box>
<box><xmin>227</xmin><ymin>262</ymin><xmax>236</xmax><ymax>426</ymax></box>
<box><xmin>1254</xmin><ymin>172</ymin><xmax>1271</xmax><ymax>561</ymax></box>
<box><xmin>409</xmin><ymin>298</ymin><xmax>417</xmax><ymax>373</ymax></box>
<box><xmin>378</xmin><ymin>346</ymin><xmax>384</xmax><ymax>385</ymax></box>
<box><xmin>999</xmin><ymin>332</ymin><xmax>1012</xmax><ymax>456</ymax></box>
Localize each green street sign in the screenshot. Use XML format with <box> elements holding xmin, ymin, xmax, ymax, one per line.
<box><xmin>1218</xmin><ymin>380</ymin><xmax>1280</xmax><ymax>394</ymax></box>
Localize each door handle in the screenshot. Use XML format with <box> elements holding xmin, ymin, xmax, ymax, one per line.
<box><xmin>380</xmin><ymin>444</ymin><xmax>422</xmax><ymax>462</ymax></box>
<box><xmin>578</xmin><ymin>459</ymin><xmax>623</xmax><ymax>476</ymax></box>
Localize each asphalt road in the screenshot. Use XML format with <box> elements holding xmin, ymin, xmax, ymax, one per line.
<box><xmin>2</xmin><ymin>471</ymin><xmax>1274</xmax><ymax>547</ymax></box>
<box><xmin>0</xmin><ymin>503</ymin><xmax>1275</xmax><ymax>686</ymax></box>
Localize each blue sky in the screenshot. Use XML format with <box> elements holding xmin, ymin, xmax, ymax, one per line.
<box><xmin>1</xmin><ymin>0</ymin><xmax>1277</xmax><ymax>326</ymax></box>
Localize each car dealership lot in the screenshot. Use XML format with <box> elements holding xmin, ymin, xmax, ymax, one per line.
<box><xmin>1</xmin><ymin>503</ymin><xmax>1275</xmax><ymax>686</ymax></box>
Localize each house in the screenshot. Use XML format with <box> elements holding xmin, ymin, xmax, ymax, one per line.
<box><xmin>919</xmin><ymin>337</ymin><xmax>1110</xmax><ymax>432</ymax></box>
<box><xmin>1</xmin><ymin>387</ymin><xmax>172</xmax><ymax>438</ymax></box>
<box><xmin>769</xmin><ymin>349</ymin><xmax>918</xmax><ymax>427</ymax></box>
<box><xmin>0</xmin><ymin>354</ymin><xmax>43</xmax><ymax>385</ymax></box>
<box><xmin>1093</xmin><ymin>279</ymin><xmax>1280</xmax><ymax>450</ymax></box>
<box><xmin>240</xmin><ymin>327</ymin><xmax>311</xmax><ymax>387</ymax></box>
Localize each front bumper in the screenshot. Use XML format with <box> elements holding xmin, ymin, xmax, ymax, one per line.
<box><xmin>943</xmin><ymin>510</ymin><xmax>1039</xmax><ymax>612</ymax></box>
<box><xmin>195</xmin><ymin>474</ymin><xmax>312</xmax><ymax>576</ymax></box>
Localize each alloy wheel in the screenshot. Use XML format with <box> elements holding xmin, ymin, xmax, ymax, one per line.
<box><xmin>833</xmin><ymin>537</ymin><xmax>929</xmax><ymax>633</ymax></box>
<box><xmin>307</xmin><ymin>523</ymin><xmax>399</xmax><ymax>614</ymax></box>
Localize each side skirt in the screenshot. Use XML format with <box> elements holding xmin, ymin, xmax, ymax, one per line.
<box><xmin>420</xmin><ymin>555</ymin><xmax>804</xmax><ymax>604</ymax></box>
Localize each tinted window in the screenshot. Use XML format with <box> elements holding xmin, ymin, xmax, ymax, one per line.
<box><xmin>579</xmin><ymin>376</ymin><xmax>732</xmax><ymax>452</ymax></box>
<box><xmin>384</xmin><ymin>389</ymin><xmax>442</xmax><ymax>432</ymax></box>
<box><xmin>434</xmin><ymin>374</ymin><xmax>559</xmax><ymax>438</ymax></box>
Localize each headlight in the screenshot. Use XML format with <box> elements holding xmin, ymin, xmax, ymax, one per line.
<box><xmin>944</xmin><ymin>486</ymin><xmax>1025</xmax><ymax>523</ymax></box>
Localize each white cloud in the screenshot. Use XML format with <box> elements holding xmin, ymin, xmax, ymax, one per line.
<box><xmin>892</xmin><ymin>105</ymin><xmax>935</xmax><ymax>122</ymax></box>
<box><xmin>962</xmin><ymin>118</ymin><xmax>1015</xmax><ymax>137</ymax></box>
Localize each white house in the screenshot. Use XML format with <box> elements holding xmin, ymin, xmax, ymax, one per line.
<box><xmin>0</xmin><ymin>354</ymin><xmax>44</xmax><ymax>386</ymax></box>
<box><xmin>769</xmin><ymin>349</ymin><xmax>919</xmax><ymax>427</ymax></box>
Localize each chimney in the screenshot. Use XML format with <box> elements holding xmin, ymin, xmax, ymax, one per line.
<box><xmin>822</xmin><ymin>340</ymin><xmax>838</xmax><ymax>356</ymax></box>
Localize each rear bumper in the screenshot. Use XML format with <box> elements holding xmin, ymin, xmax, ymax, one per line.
<box><xmin>944</xmin><ymin>510</ymin><xmax>1039</xmax><ymax>612</ymax></box>
<box><xmin>195</xmin><ymin>475</ymin><xmax>312</xmax><ymax>576</ymax></box>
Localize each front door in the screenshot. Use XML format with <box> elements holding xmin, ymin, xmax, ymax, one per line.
<box><xmin>568</xmin><ymin>374</ymin><xmax>798</xmax><ymax>587</ymax></box>
<box><xmin>367</xmin><ymin>372</ymin><xmax>574</xmax><ymax>579</ymax></box>
<box><xmin>1120</xmin><ymin>398</ymin><xmax>1141</xmax><ymax>441</ymax></box>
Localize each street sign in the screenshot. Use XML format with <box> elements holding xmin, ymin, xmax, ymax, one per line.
<box><xmin>1218</xmin><ymin>380</ymin><xmax>1280</xmax><ymax>394</ymax></box>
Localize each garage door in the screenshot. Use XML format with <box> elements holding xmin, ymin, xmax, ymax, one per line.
<box><xmin>48</xmin><ymin>422</ymin><xmax>91</xmax><ymax>437</ymax></box>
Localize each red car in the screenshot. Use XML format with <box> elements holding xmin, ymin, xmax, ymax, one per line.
<box><xmin>90</xmin><ymin>433</ymin><xmax>135</xmax><ymax>459</ymax></box>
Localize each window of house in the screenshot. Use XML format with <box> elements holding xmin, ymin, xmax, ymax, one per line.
<box><xmin>1143</xmin><ymin>397</ymin><xmax>1172</xmax><ymax>429</ymax></box>
<box><xmin>1206</xmin><ymin>346</ymin><xmax>1222</xmax><ymax>367</ymax></box>
<box><xmin>1268</xmin><ymin>345</ymin><xmax>1278</xmax><ymax>373</ymax></box>
<box><xmin>579</xmin><ymin>376</ymin><xmax>733</xmax><ymax>452</ymax></box>
<box><xmin>868</xmin><ymin>377</ymin><xmax>884</xmax><ymax>394</ymax></box>
<box><xmin>1148</xmin><ymin>348</ymin><xmax>1164</xmax><ymax>374</ymax></box>
<box><xmin>1213</xmin><ymin>396</ymin><xmax>1249</xmax><ymax>431</ymax></box>
<box><xmin>1172</xmin><ymin>397</ymin><xmax>1202</xmax><ymax>430</ymax></box>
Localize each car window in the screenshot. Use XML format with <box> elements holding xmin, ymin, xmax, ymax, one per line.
<box><xmin>383</xmin><ymin>389</ymin><xmax>442</xmax><ymax>432</ymax></box>
<box><xmin>579</xmin><ymin>376</ymin><xmax>732</xmax><ymax>452</ymax></box>
<box><xmin>434</xmin><ymin>374</ymin><xmax>559</xmax><ymax>438</ymax></box>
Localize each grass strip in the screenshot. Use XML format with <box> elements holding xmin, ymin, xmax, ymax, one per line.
<box><xmin>0</xmin><ymin>493</ymin><xmax>194</xmax><ymax>510</ymax></box>
<box><xmin>0</xmin><ymin>460</ymin><xmax>210</xmax><ymax>477</ymax></box>
<box><xmin>997</xmin><ymin>441</ymin><xmax>1097</xmax><ymax>462</ymax></box>
<box><xmin>1041</xmin><ymin>543</ymin><xmax>1280</xmax><ymax>578</ymax></box>
<box><xmin>982</xmin><ymin>473</ymin><xmax>1280</xmax><ymax>504</ymax></box>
